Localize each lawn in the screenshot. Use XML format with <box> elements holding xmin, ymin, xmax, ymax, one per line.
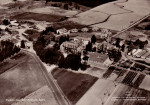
<box><xmin>10</xmin><ymin>12</ymin><xmax>64</xmax><ymax>22</ymax></box>
<box><xmin>0</xmin><ymin>52</ymin><xmax>47</xmax><ymax>105</ymax></box>
<box><xmin>51</xmin><ymin>68</ymin><xmax>98</xmax><ymax>104</ymax></box>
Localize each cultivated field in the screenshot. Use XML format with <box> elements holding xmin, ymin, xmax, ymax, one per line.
<box><xmin>0</xmin><ymin>52</ymin><xmax>51</xmax><ymax>105</ymax></box>
<box><xmin>51</xmin><ymin>68</ymin><xmax>98</xmax><ymax>104</ymax></box>
<box><xmin>69</xmin><ymin>0</ymin><xmax>150</xmax><ymax>31</ymax></box>
<box><xmin>12</xmin><ymin>86</ymin><xmax>59</xmax><ymax>105</ymax></box>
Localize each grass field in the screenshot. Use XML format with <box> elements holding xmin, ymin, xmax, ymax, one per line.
<box><xmin>10</xmin><ymin>12</ymin><xmax>64</xmax><ymax>22</ymax></box>
<box><xmin>0</xmin><ymin>52</ymin><xmax>47</xmax><ymax>105</ymax></box>
<box><xmin>51</xmin><ymin>68</ymin><xmax>98</xmax><ymax>104</ymax></box>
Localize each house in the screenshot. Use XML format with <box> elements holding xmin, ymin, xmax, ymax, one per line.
<box><xmin>101</xmin><ymin>28</ymin><xmax>109</xmax><ymax>34</ymax></box>
<box><xmin>56</xmin><ymin>28</ymin><xmax>70</xmax><ymax>35</ymax></box>
<box><xmin>92</xmin><ymin>27</ymin><xmax>99</xmax><ymax>31</ymax></box>
<box><xmin>81</xmin><ymin>27</ymin><xmax>89</xmax><ymax>32</ymax></box>
<box><xmin>141</xmin><ymin>52</ymin><xmax>150</xmax><ymax>59</ymax></box>
<box><xmin>60</xmin><ymin>40</ymin><xmax>81</xmax><ymax>54</ymax></box>
<box><xmin>10</xmin><ymin>20</ymin><xmax>19</xmax><ymax>26</ymax></box>
<box><xmin>70</xmin><ymin>28</ymin><xmax>78</xmax><ymax>33</ymax></box>
<box><xmin>87</xmin><ymin>52</ymin><xmax>113</xmax><ymax>68</ymax></box>
<box><xmin>0</xmin><ymin>25</ymin><xmax>7</xmax><ymax>30</ymax></box>
<box><xmin>136</xmin><ymin>50</ymin><xmax>147</xmax><ymax>58</ymax></box>
<box><xmin>74</xmin><ymin>36</ymin><xmax>91</xmax><ymax>46</ymax></box>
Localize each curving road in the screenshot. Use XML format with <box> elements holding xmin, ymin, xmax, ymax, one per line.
<box><xmin>22</xmin><ymin>50</ymin><xmax>72</xmax><ymax>105</ymax></box>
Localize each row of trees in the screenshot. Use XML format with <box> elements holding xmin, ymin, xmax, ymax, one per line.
<box><xmin>0</xmin><ymin>40</ymin><xmax>20</xmax><ymax>62</ymax></box>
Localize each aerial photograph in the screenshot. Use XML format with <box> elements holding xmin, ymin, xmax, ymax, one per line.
<box><xmin>0</xmin><ymin>0</ymin><xmax>150</xmax><ymax>105</ymax></box>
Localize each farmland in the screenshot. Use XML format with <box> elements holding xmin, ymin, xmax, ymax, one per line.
<box><xmin>0</xmin><ymin>52</ymin><xmax>54</xmax><ymax>105</ymax></box>
<box><xmin>51</xmin><ymin>68</ymin><xmax>98</xmax><ymax>104</ymax></box>
<box><xmin>69</xmin><ymin>0</ymin><xmax>150</xmax><ymax>31</ymax></box>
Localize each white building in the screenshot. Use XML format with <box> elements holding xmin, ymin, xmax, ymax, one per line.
<box><xmin>56</xmin><ymin>28</ymin><xmax>70</xmax><ymax>35</ymax></box>
<box><xmin>81</xmin><ymin>27</ymin><xmax>89</xmax><ymax>32</ymax></box>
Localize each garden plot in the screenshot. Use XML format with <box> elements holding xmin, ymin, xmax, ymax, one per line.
<box><xmin>30</xmin><ymin>6</ymin><xmax>78</xmax><ymax>16</ymax></box>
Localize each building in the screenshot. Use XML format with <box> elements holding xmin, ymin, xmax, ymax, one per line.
<box><xmin>81</xmin><ymin>27</ymin><xmax>89</xmax><ymax>32</ymax></box>
<box><xmin>87</xmin><ymin>52</ymin><xmax>113</xmax><ymax>68</ymax></box>
<box><xmin>0</xmin><ymin>25</ymin><xmax>7</xmax><ymax>30</ymax></box>
<box><xmin>74</xmin><ymin>36</ymin><xmax>91</xmax><ymax>46</ymax></box>
<box><xmin>92</xmin><ymin>27</ymin><xmax>99</xmax><ymax>31</ymax></box>
<box><xmin>70</xmin><ymin>28</ymin><xmax>78</xmax><ymax>33</ymax></box>
<box><xmin>56</xmin><ymin>28</ymin><xmax>70</xmax><ymax>35</ymax></box>
<box><xmin>60</xmin><ymin>40</ymin><xmax>81</xmax><ymax>54</ymax></box>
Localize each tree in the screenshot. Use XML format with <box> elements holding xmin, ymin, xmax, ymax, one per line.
<box><xmin>64</xmin><ymin>4</ymin><xmax>69</xmax><ymax>10</ymax></box>
<box><xmin>3</xmin><ymin>19</ymin><xmax>10</xmax><ymax>25</ymax></box>
<box><xmin>86</xmin><ymin>42</ymin><xmax>92</xmax><ymax>51</ymax></box>
<box><xmin>108</xmin><ymin>49</ymin><xmax>122</xmax><ymax>62</ymax></box>
<box><xmin>21</xmin><ymin>40</ymin><xmax>25</xmax><ymax>48</ymax></box>
<box><xmin>63</xmin><ymin>54</ymin><xmax>81</xmax><ymax>70</ymax></box>
<box><xmin>59</xmin><ymin>36</ymin><xmax>69</xmax><ymax>45</ymax></box>
<box><xmin>91</xmin><ymin>35</ymin><xmax>96</xmax><ymax>44</ymax></box>
<box><xmin>115</xmin><ymin>38</ymin><xmax>121</xmax><ymax>48</ymax></box>
<box><xmin>45</xmin><ymin>0</ymin><xmax>50</xmax><ymax>5</ymax></box>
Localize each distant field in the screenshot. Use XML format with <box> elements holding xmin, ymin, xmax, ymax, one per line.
<box><xmin>69</xmin><ymin>0</ymin><xmax>150</xmax><ymax>31</ymax></box>
<box><xmin>10</xmin><ymin>12</ymin><xmax>64</xmax><ymax>22</ymax></box>
<box><xmin>0</xmin><ymin>52</ymin><xmax>47</xmax><ymax>105</ymax></box>
<box><xmin>51</xmin><ymin>68</ymin><xmax>98</xmax><ymax>104</ymax></box>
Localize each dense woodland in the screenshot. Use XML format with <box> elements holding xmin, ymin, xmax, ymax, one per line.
<box><xmin>0</xmin><ymin>40</ymin><xmax>20</xmax><ymax>62</ymax></box>
<box><xmin>45</xmin><ymin>0</ymin><xmax>116</xmax><ymax>7</ymax></box>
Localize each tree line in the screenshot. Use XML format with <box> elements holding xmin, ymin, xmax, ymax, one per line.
<box><xmin>0</xmin><ymin>40</ymin><xmax>20</xmax><ymax>62</ymax></box>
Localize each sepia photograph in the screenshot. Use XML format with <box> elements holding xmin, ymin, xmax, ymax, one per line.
<box><xmin>0</xmin><ymin>0</ymin><xmax>150</xmax><ymax>105</ymax></box>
